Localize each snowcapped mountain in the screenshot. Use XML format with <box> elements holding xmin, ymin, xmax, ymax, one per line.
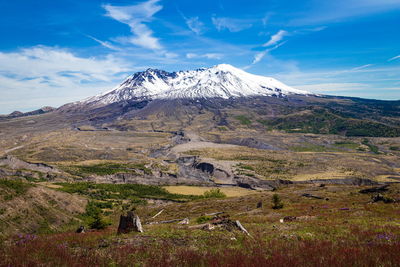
<box><xmin>83</xmin><ymin>64</ymin><xmax>309</xmax><ymax>106</ymax></box>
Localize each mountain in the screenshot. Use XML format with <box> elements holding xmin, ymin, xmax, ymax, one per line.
<box><xmin>0</xmin><ymin>106</ymin><xmax>55</xmax><ymax>119</ymax></box>
<box><xmin>81</xmin><ymin>64</ymin><xmax>309</xmax><ymax>107</ymax></box>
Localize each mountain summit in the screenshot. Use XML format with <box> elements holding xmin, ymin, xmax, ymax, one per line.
<box><xmin>83</xmin><ymin>64</ymin><xmax>308</xmax><ymax>106</ymax></box>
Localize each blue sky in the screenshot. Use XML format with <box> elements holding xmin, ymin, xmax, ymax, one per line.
<box><xmin>0</xmin><ymin>0</ymin><xmax>400</xmax><ymax>113</ymax></box>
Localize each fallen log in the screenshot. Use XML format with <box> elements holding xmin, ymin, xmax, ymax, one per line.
<box><xmin>301</xmin><ymin>193</ymin><xmax>325</xmax><ymax>200</ymax></box>
<box><xmin>151</xmin><ymin>209</ymin><xmax>164</xmax><ymax>219</ymax></box>
<box><xmin>235</xmin><ymin>220</ymin><xmax>250</xmax><ymax>236</ymax></box>
<box><xmin>147</xmin><ymin>218</ymin><xmax>186</xmax><ymax>225</ymax></box>
<box><xmin>204</xmin><ymin>211</ymin><xmax>224</xmax><ymax>216</ymax></box>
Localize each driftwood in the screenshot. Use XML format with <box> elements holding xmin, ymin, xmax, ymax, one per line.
<box><xmin>188</xmin><ymin>215</ymin><xmax>250</xmax><ymax>236</ymax></box>
<box><xmin>204</xmin><ymin>211</ymin><xmax>224</xmax><ymax>216</ymax></box>
<box><xmin>117</xmin><ymin>211</ymin><xmax>143</xmax><ymax>234</ymax></box>
<box><xmin>235</xmin><ymin>220</ymin><xmax>250</xmax><ymax>236</ymax></box>
<box><xmin>151</xmin><ymin>209</ymin><xmax>164</xmax><ymax>219</ymax></box>
<box><xmin>178</xmin><ymin>218</ymin><xmax>190</xmax><ymax>225</ymax></box>
<box><xmin>147</xmin><ymin>218</ymin><xmax>186</xmax><ymax>225</ymax></box>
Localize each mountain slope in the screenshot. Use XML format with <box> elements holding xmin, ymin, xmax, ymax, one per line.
<box><xmin>82</xmin><ymin>64</ymin><xmax>309</xmax><ymax>106</ymax></box>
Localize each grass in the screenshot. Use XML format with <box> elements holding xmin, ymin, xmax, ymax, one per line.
<box><xmin>62</xmin><ymin>162</ymin><xmax>152</xmax><ymax>177</ymax></box>
<box><xmin>290</xmin><ymin>144</ymin><xmax>330</xmax><ymax>152</ymax></box>
<box><xmin>164</xmin><ymin>186</ymin><xmax>254</xmax><ymax>197</ymax></box>
<box><xmin>361</xmin><ymin>138</ymin><xmax>379</xmax><ymax>154</ymax></box>
<box><xmin>0</xmin><ymin>179</ymin><xmax>33</xmax><ymax>200</ymax></box>
<box><xmin>234</xmin><ymin>115</ymin><xmax>252</xmax><ymax>125</ymax></box>
<box><xmin>1</xmin><ymin>183</ymin><xmax>400</xmax><ymax>266</ymax></box>
<box><xmin>333</xmin><ymin>141</ymin><xmax>360</xmax><ymax>150</ymax></box>
<box><xmin>56</xmin><ymin>182</ymin><xmax>199</xmax><ymax>203</ymax></box>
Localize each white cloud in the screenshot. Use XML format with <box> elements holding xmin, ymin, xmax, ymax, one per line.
<box><xmin>294</xmin><ymin>83</ymin><xmax>369</xmax><ymax>93</ymax></box>
<box><xmin>388</xmin><ymin>55</ymin><xmax>400</xmax><ymax>61</ymax></box>
<box><xmin>263</xmin><ymin>30</ymin><xmax>288</xmax><ymax>47</ymax></box>
<box><xmin>211</xmin><ymin>17</ymin><xmax>252</xmax><ymax>32</ymax></box>
<box><xmin>252</xmin><ymin>51</ymin><xmax>267</xmax><ymax>65</ymax></box>
<box><xmin>0</xmin><ymin>46</ymin><xmax>134</xmax><ymax>113</ymax></box>
<box><xmin>351</xmin><ymin>64</ymin><xmax>373</xmax><ymax>71</ymax></box>
<box><xmin>86</xmin><ymin>35</ymin><xmax>121</xmax><ymax>51</ymax></box>
<box><xmin>251</xmin><ymin>42</ymin><xmax>286</xmax><ymax>65</ymax></box>
<box><xmin>103</xmin><ymin>0</ymin><xmax>163</xmax><ymax>50</ymax></box>
<box><xmin>186</xmin><ymin>53</ymin><xmax>223</xmax><ymax>60</ymax></box>
<box><xmin>185</xmin><ymin>17</ymin><xmax>205</xmax><ymax>35</ymax></box>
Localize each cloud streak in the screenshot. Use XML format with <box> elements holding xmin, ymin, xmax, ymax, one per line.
<box><xmin>212</xmin><ymin>17</ymin><xmax>252</xmax><ymax>32</ymax></box>
<box><xmin>186</xmin><ymin>53</ymin><xmax>223</xmax><ymax>59</ymax></box>
<box><xmin>388</xmin><ymin>55</ymin><xmax>400</xmax><ymax>61</ymax></box>
<box><xmin>251</xmin><ymin>42</ymin><xmax>287</xmax><ymax>66</ymax></box>
<box><xmin>86</xmin><ymin>35</ymin><xmax>121</xmax><ymax>51</ymax></box>
<box><xmin>263</xmin><ymin>30</ymin><xmax>288</xmax><ymax>47</ymax></box>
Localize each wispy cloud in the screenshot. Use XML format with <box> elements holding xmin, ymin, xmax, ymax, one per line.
<box><xmin>251</xmin><ymin>42</ymin><xmax>287</xmax><ymax>65</ymax></box>
<box><xmin>184</xmin><ymin>16</ymin><xmax>205</xmax><ymax>35</ymax></box>
<box><xmin>294</xmin><ymin>82</ymin><xmax>369</xmax><ymax>93</ymax></box>
<box><xmin>103</xmin><ymin>0</ymin><xmax>163</xmax><ymax>50</ymax></box>
<box><xmin>211</xmin><ymin>17</ymin><xmax>252</xmax><ymax>32</ymax></box>
<box><xmin>186</xmin><ymin>53</ymin><xmax>223</xmax><ymax>59</ymax></box>
<box><xmin>0</xmin><ymin>46</ymin><xmax>134</xmax><ymax>113</ymax></box>
<box><xmin>273</xmin><ymin>64</ymin><xmax>400</xmax><ymax>99</ymax></box>
<box><xmin>351</xmin><ymin>64</ymin><xmax>373</xmax><ymax>71</ymax></box>
<box><xmin>86</xmin><ymin>35</ymin><xmax>121</xmax><ymax>51</ymax></box>
<box><xmin>263</xmin><ymin>30</ymin><xmax>288</xmax><ymax>47</ymax></box>
<box><xmin>388</xmin><ymin>55</ymin><xmax>400</xmax><ymax>61</ymax></box>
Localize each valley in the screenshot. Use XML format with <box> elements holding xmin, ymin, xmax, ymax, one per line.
<box><xmin>0</xmin><ymin>65</ymin><xmax>399</xmax><ymax>266</ymax></box>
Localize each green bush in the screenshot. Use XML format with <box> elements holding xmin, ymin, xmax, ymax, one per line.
<box><xmin>272</xmin><ymin>194</ymin><xmax>284</xmax><ymax>209</ymax></box>
<box><xmin>83</xmin><ymin>201</ymin><xmax>110</xmax><ymax>230</ymax></box>
<box><xmin>235</xmin><ymin>115</ymin><xmax>252</xmax><ymax>125</ymax></box>
<box><xmin>203</xmin><ymin>188</ymin><xmax>226</xmax><ymax>199</ymax></box>
<box><xmin>196</xmin><ymin>215</ymin><xmax>212</xmax><ymax>224</ymax></box>
<box><xmin>361</xmin><ymin>139</ymin><xmax>379</xmax><ymax>154</ymax></box>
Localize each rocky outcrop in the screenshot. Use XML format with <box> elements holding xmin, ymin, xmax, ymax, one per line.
<box><xmin>296</xmin><ymin>177</ymin><xmax>380</xmax><ymax>186</ymax></box>
<box><xmin>0</xmin><ymin>155</ymin><xmax>60</xmax><ymax>174</ymax></box>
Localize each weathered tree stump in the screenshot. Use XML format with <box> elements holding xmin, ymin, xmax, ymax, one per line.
<box><xmin>76</xmin><ymin>225</ymin><xmax>85</xmax><ymax>233</ymax></box>
<box><xmin>117</xmin><ymin>211</ymin><xmax>143</xmax><ymax>234</ymax></box>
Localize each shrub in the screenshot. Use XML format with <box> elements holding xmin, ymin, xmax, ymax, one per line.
<box><xmin>272</xmin><ymin>194</ymin><xmax>284</xmax><ymax>209</ymax></box>
<box><xmin>83</xmin><ymin>201</ymin><xmax>110</xmax><ymax>230</ymax></box>
<box><xmin>203</xmin><ymin>188</ymin><xmax>226</xmax><ymax>199</ymax></box>
<box><xmin>196</xmin><ymin>215</ymin><xmax>212</xmax><ymax>224</ymax></box>
<box><xmin>89</xmin><ymin>213</ymin><xmax>110</xmax><ymax>230</ymax></box>
<box><xmin>235</xmin><ymin>115</ymin><xmax>252</xmax><ymax>125</ymax></box>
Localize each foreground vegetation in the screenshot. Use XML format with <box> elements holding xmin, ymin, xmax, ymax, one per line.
<box><xmin>1</xmin><ymin>183</ymin><xmax>399</xmax><ymax>266</ymax></box>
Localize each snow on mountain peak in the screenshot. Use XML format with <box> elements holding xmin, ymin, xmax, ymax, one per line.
<box><xmin>84</xmin><ymin>64</ymin><xmax>309</xmax><ymax>105</ymax></box>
